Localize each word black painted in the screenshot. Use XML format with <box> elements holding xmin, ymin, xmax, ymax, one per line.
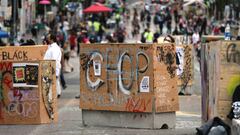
<box><xmin>1</xmin><ymin>51</ymin><xmax>28</xmax><ymax>60</ymax></box>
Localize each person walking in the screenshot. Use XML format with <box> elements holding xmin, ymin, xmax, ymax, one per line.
<box><xmin>44</xmin><ymin>33</ymin><xmax>62</xmax><ymax>98</ymax></box>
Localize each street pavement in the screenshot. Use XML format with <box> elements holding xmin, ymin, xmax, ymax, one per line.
<box><xmin>0</xmin><ymin>56</ymin><xmax>201</xmax><ymax>135</ymax></box>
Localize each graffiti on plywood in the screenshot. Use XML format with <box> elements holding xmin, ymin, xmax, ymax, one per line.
<box><xmin>156</xmin><ymin>44</ymin><xmax>176</xmax><ymax>78</ymax></box>
<box><xmin>80</xmin><ymin>44</ymin><xmax>153</xmax><ymax>112</ymax></box>
<box><xmin>41</xmin><ymin>61</ymin><xmax>55</xmax><ymax>120</ymax></box>
<box><xmin>180</xmin><ymin>46</ymin><xmax>192</xmax><ymax>89</ymax></box>
<box><xmin>0</xmin><ymin>62</ymin><xmax>40</xmax><ymax>122</ymax></box>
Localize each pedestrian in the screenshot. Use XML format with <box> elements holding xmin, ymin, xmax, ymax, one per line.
<box><xmin>63</xmin><ymin>41</ymin><xmax>74</xmax><ymax>73</ymax></box>
<box><xmin>145</xmin><ymin>29</ymin><xmax>154</xmax><ymax>43</ymax></box>
<box><xmin>146</xmin><ymin>13</ymin><xmax>151</xmax><ymax>28</ymax></box>
<box><xmin>192</xmin><ymin>30</ymin><xmax>201</xmax><ymax>62</ymax></box>
<box><xmin>44</xmin><ymin>33</ymin><xmax>62</xmax><ymax>98</ymax></box>
<box><xmin>60</xmin><ymin>48</ymin><xmax>67</xmax><ymax>90</ymax></box>
<box><xmin>68</xmin><ymin>30</ymin><xmax>77</xmax><ymax>57</ymax></box>
<box><xmin>141</xmin><ymin>29</ymin><xmax>148</xmax><ymax>43</ymax></box>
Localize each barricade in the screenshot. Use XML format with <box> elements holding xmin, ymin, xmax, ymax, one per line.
<box><xmin>79</xmin><ymin>43</ymin><xmax>179</xmax><ymax>129</ymax></box>
<box><xmin>0</xmin><ymin>60</ymin><xmax>57</xmax><ymax>124</ymax></box>
<box><xmin>0</xmin><ymin>46</ymin><xmax>57</xmax><ymax>124</ymax></box>
<box><xmin>201</xmin><ymin>41</ymin><xmax>240</xmax><ymax>123</ymax></box>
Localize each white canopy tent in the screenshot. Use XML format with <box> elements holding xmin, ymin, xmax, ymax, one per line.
<box><xmin>183</xmin><ymin>0</ymin><xmax>207</xmax><ymax>8</ymax></box>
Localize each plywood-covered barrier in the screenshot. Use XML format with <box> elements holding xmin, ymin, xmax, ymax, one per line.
<box><xmin>201</xmin><ymin>41</ymin><xmax>240</xmax><ymax>122</ymax></box>
<box><xmin>0</xmin><ymin>60</ymin><xmax>57</xmax><ymax>124</ymax></box>
<box><xmin>80</xmin><ymin>44</ymin><xmax>179</xmax><ymax>114</ymax></box>
<box><xmin>0</xmin><ymin>45</ymin><xmax>57</xmax><ymax>124</ymax></box>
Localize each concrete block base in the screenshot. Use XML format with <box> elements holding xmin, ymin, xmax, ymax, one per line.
<box><xmin>82</xmin><ymin>110</ymin><xmax>176</xmax><ymax>129</ymax></box>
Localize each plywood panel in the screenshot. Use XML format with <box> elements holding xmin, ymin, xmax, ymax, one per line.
<box><xmin>0</xmin><ymin>60</ymin><xmax>57</xmax><ymax>124</ymax></box>
<box><xmin>176</xmin><ymin>45</ymin><xmax>194</xmax><ymax>86</ymax></box>
<box><xmin>0</xmin><ymin>45</ymin><xmax>48</xmax><ymax>61</ymax></box>
<box><xmin>153</xmin><ymin>44</ymin><xmax>179</xmax><ymax>112</ymax></box>
<box><xmin>204</xmin><ymin>41</ymin><xmax>240</xmax><ymax>122</ymax></box>
<box><xmin>218</xmin><ymin>100</ymin><xmax>232</xmax><ymax>121</ymax></box>
<box><xmin>39</xmin><ymin>61</ymin><xmax>58</xmax><ymax>123</ymax></box>
<box><xmin>80</xmin><ymin>44</ymin><xmax>154</xmax><ymax>112</ymax></box>
<box><xmin>0</xmin><ymin>61</ymin><xmax>41</xmax><ymax>124</ymax></box>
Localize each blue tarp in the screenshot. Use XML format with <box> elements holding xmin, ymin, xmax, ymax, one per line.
<box><xmin>0</xmin><ymin>30</ymin><xmax>9</xmax><ymax>38</ymax></box>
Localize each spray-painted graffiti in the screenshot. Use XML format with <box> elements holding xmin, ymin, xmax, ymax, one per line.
<box><xmin>81</xmin><ymin>48</ymin><xmax>150</xmax><ymax>95</ymax></box>
<box><xmin>227</xmin><ymin>75</ymin><xmax>240</xmax><ymax>96</ymax></box>
<box><xmin>85</xmin><ymin>51</ymin><xmax>104</xmax><ymax>91</ymax></box>
<box><xmin>81</xmin><ymin>92</ymin><xmax>130</xmax><ymax>107</ymax></box>
<box><xmin>125</xmin><ymin>97</ymin><xmax>151</xmax><ymax>112</ymax></box>
<box><xmin>0</xmin><ymin>51</ymin><xmax>28</xmax><ymax>61</ymax></box>
<box><xmin>41</xmin><ymin>62</ymin><xmax>55</xmax><ymax>120</ymax></box>
<box><xmin>80</xmin><ymin>45</ymin><xmax>179</xmax><ymax>112</ymax></box>
<box><xmin>180</xmin><ymin>46</ymin><xmax>192</xmax><ymax>90</ymax></box>
<box><xmin>6</xmin><ymin>89</ymin><xmax>38</xmax><ymax>118</ymax></box>
<box><xmin>7</xmin><ymin>102</ymin><xmax>38</xmax><ymax>118</ymax></box>
<box><xmin>80</xmin><ymin>46</ymin><xmax>153</xmax><ymax>112</ymax></box>
<box><xmin>156</xmin><ymin>45</ymin><xmax>176</xmax><ymax>78</ymax></box>
<box><xmin>0</xmin><ymin>62</ymin><xmax>42</xmax><ymax>121</ymax></box>
<box><xmin>226</xmin><ymin>43</ymin><xmax>240</xmax><ymax>64</ymax></box>
<box><xmin>0</xmin><ymin>62</ymin><xmax>12</xmax><ymax>119</ymax></box>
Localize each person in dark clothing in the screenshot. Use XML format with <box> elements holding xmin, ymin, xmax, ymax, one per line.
<box><xmin>0</xmin><ymin>39</ymin><xmax>6</xmax><ymax>46</ymax></box>
<box><xmin>200</xmin><ymin>16</ymin><xmax>207</xmax><ymax>36</ymax></box>
<box><xmin>173</xmin><ymin>26</ymin><xmax>179</xmax><ymax>35</ymax></box>
<box><xmin>153</xmin><ymin>31</ymin><xmax>160</xmax><ymax>43</ymax></box>
<box><xmin>20</xmin><ymin>39</ymin><xmax>36</xmax><ymax>46</ymax></box>
<box><xmin>140</xmin><ymin>10</ymin><xmax>145</xmax><ymax>22</ymax></box>
<box><xmin>146</xmin><ymin>13</ymin><xmax>151</xmax><ymax>28</ymax></box>
<box><xmin>60</xmin><ymin>70</ymin><xmax>67</xmax><ymax>90</ymax></box>
<box><xmin>174</xmin><ymin>9</ymin><xmax>178</xmax><ymax>24</ymax></box>
<box><xmin>31</xmin><ymin>22</ymin><xmax>38</xmax><ymax>39</ymax></box>
<box><xmin>114</xmin><ymin>27</ymin><xmax>125</xmax><ymax>43</ymax></box>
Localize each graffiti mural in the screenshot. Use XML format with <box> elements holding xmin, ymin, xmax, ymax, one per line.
<box><xmin>179</xmin><ymin>45</ymin><xmax>193</xmax><ymax>89</ymax></box>
<box><xmin>0</xmin><ymin>62</ymin><xmax>40</xmax><ymax>123</ymax></box>
<box><xmin>41</xmin><ymin>61</ymin><xmax>56</xmax><ymax>120</ymax></box>
<box><xmin>227</xmin><ymin>75</ymin><xmax>240</xmax><ymax>96</ymax></box>
<box><xmin>0</xmin><ymin>61</ymin><xmax>57</xmax><ymax>124</ymax></box>
<box><xmin>154</xmin><ymin>44</ymin><xmax>179</xmax><ymax>112</ymax></box>
<box><xmin>80</xmin><ymin>44</ymin><xmax>153</xmax><ymax>112</ymax></box>
<box><xmin>0</xmin><ymin>62</ymin><xmax>12</xmax><ymax>120</ymax></box>
<box><xmin>156</xmin><ymin>44</ymin><xmax>176</xmax><ymax>78</ymax></box>
<box><xmin>80</xmin><ymin>44</ymin><xmax>179</xmax><ymax>113</ymax></box>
